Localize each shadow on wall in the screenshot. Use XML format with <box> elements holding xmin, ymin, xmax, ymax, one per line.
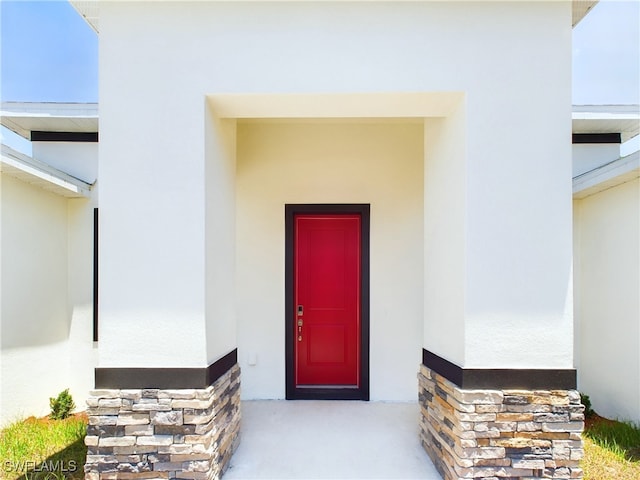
<box><xmin>1</xmin><ymin>174</ymin><xmax>71</xmax><ymax>349</ymax></box>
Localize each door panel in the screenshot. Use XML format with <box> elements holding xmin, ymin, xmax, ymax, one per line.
<box><xmin>308</xmin><ymin>324</ymin><xmax>345</xmax><ymax>364</ymax></box>
<box><xmin>294</xmin><ymin>214</ymin><xmax>360</xmax><ymax>387</ymax></box>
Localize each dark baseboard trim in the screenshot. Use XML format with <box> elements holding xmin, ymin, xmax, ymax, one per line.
<box><xmin>572</xmin><ymin>133</ymin><xmax>621</xmax><ymax>144</ymax></box>
<box><xmin>287</xmin><ymin>387</ymin><xmax>368</xmax><ymax>401</ymax></box>
<box><xmin>95</xmin><ymin>348</ymin><xmax>237</xmax><ymax>389</ymax></box>
<box><xmin>422</xmin><ymin>349</ymin><xmax>463</xmax><ymax>386</ymax></box>
<box><xmin>422</xmin><ymin>349</ymin><xmax>577</xmax><ymax>390</ymax></box>
<box><xmin>31</xmin><ymin>131</ymin><xmax>99</xmax><ymax>142</ymax></box>
<box><xmin>207</xmin><ymin>349</ymin><xmax>237</xmax><ymax>385</ymax></box>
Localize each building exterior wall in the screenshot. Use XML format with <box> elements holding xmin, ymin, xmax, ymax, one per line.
<box><xmin>0</xmin><ymin>142</ymin><xmax>98</xmax><ymax>425</ymax></box>
<box><xmin>423</xmin><ymin>109</ymin><xmax>466</xmax><ymax>366</ymax></box>
<box><xmin>1</xmin><ymin>174</ymin><xmax>69</xmax><ymax>422</ymax></box>
<box><xmin>32</xmin><ymin>142</ymin><xmax>98</xmax><ymax>184</ymax></box>
<box><xmin>572</xmin><ymin>144</ymin><xmax>621</xmax><ymax>177</ymax></box>
<box><xmin>236</xmin><ymin>120</ymin><xmax>424</xmax><ymax>401</ymax></box>
<box><xmin>574</xmin><ymin>177</ymin><xmax>640</xmax><ymax>422</ymax></box>
<box><xmin>205</xmin><ymin>114</ymin><xmax>238</xmax><ymax>365</ymax></box>
<box><xmin>67</xmin><ymin>189</ymin><xmax>99</xmax><ymax>411</ymax></box>
<box><xmin>98</xmin><ymin>0</ymin><xmax>573</xmax><ymax>373</ymax></box>
<box><xmin>95</xmin><ymin>2</ymin><xmax>576</xmax><ymax>477</ymax></box>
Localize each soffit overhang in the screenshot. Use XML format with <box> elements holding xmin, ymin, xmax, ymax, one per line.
<box><xmin>1</xmin><ymin>102</ymin><xmax>99</xmax><ymax>140</ymax></box>
<box><xmin>0</xmin><ymin>144</ymin><xmax>92</xmax><ymax>198</ymax></box>
<box><xmin>572</xmin><ymin>105</ymin><xmax>640</xmax><ymax>143</ymax></box>
<box><xmin>70</xmin><ymin>0</ymin><xmax>599</xmax><ymax>35</ymax></box>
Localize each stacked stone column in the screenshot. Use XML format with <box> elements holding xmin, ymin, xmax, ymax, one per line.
<box><xmin>84</xmin><ymin>365</ymin><xmax>240</xmax><ymax>480</ymax></box>
<box><xmin>418</xmin><ymin>365</ymin><xmax>584</xmax><ymax>480</ymax></box>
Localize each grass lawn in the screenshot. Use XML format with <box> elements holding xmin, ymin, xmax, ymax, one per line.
<box><xmin>582</xmin><ymin>414</ymin><xmax>640</xmax><ymax>480</ymax></box>
<box><xmin>1</xmin><ymin>410</ymin><xmax>639</xmax><ymax>479</ymax></box>
<box><xmin>0</xmin><ymin>414</ymin><xmax>87</xmax><ymax>480</ymax></box>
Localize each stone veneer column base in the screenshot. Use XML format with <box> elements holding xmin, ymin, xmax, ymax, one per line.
<box><xmin>418</xmin><ymin>365</ymin><xmax>584</xmax><ymax>480</ymax></box>
<box><xmin>84</xmin><ymin>364</ymin><xmax>240</xmax><ymax>480</ymax></box>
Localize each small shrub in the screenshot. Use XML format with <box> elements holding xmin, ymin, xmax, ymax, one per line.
<box><xmin>581</xmin><ymin>392</ymin><xmax>595</xmax><ymax>418</ymax></box>
<box><xmin>49</xmin><ymin>389</ymin><xmax>76</xmax><ymax>420</ymax></box>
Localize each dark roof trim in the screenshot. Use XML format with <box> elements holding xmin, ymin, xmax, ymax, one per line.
<box><xmin>572</xmin><ymin>133</ymin><xmax>621</xmax><ymax>144</ymax></box>
<box><xmin>31</xmin><ymin>131</ymin><xmax>99</xmax><ymax>143</ymax></box>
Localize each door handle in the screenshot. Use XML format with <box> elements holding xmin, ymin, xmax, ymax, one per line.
<box><xmin>297</xmin><ymin>305</ymin><xmax>304</xmax><ymax>341</ymax></box>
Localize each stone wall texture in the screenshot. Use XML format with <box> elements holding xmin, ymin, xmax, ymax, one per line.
<box><xmin>418</xmin><ymin>365</ymin><xmax>584</xmax><ymax>480</ymax></box>
<box><xmin>84</xmin><ymin>364</ymin><xmax>240</xmax><ymax>480</ymax></box>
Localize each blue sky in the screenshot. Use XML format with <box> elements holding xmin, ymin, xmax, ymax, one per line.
<box><xmin>573</xmin><ymin>0</ymin><xmax>639</xmax><ymax>106</ymax></box>
<box><xmin>1</xmin><ymin>0</ymin><xmax>639</xmax><ymax>153</ymax></box>
<box><xmin>1</xmin><ymin>1</ymin><xmax>98</xmax><ymax>103</ymax></box>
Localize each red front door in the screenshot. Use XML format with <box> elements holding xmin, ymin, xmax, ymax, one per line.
<box><xmin>294</xmin><ymin>214</ymin><xmax>361</xmax><ymax>387</ymax></box>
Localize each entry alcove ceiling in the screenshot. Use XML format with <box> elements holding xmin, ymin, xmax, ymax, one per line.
<box><xmin>207</xmin><ymin>92</ymin><xmax>464</xmax><ymax>119</ymax></box>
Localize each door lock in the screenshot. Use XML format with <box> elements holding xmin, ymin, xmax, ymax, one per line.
<box><xmin>297</xmin><ymin>306</ymin><xmax>304</xmax><ymax>341</ymax></box>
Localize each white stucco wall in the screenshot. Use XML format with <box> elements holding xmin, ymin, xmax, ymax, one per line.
<box><xmin>67</xmin><ymin>190</ymin><xmax>99</xmax><ymax>408</ymax></box>
<box><xmin>236</xmin><ymin>121</ymin><xmax>424</xmax><ymax>401</ymax></box>
<box><xmin>574</xmin><ymin>178</ymin><xmax>640</xmax><ymax>422</ymax></box>
<box><xmin>1</xmin><ymin>175</ymin><xmax>69</xmax><ymax>422</ymax></box>
<box><xmin>423</xmin><ymin>106</ymin><xmax>467</xmax><ymax>367</ymax></box>
<box><xmin>35</xmin><ymin>142</ymin><xmax>99</xmax><ymax>392</ymax></box>
<box><xmin>572</xmin><ymin>144</ymin><xmax>622</xmax><ymax>177</ymax></box>
<box><xmin>205</xmin><ymin>110</ymin><xmax>238</xmax><ymax>364</ymax></box>
<box><xmin>32</xmin><ymin>142</ymin><xmax>98</xmax><ymax>184</ymax></box>
<box><xmin>98</xmin><ymin>1</ymin><xmax>573</xmax><ymax>371</ymax></box>
<box><xmin>0</xmin><ymin>143</ymin><xmax>98</xmax><ymax>425</ymax></box>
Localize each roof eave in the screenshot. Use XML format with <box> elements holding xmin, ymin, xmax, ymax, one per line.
<box><xmin>572</xmin><ymin>0</ymin><xmax>599</xmax><ymax>27</ymax></box>
<box><xmin>573</xmin><ymin>150</ymin><xmax>640</xmax><ymax>199</ymax></box>
<box><xmin>1</xmin><ymin>102</ymin><xmax>99</xmax><ymax>140</ymax></box>
<box><xmin>0</xmin><ymin>144</ymin><xmax>93</xmax><ymax>198</ymax></box>
<box><xmin>70</xmin><ymin>0</ymin><xmax>99</xmax><ymax>34</ymax></box>
<box><xmin>68</xmin><ymin>0</ymin><xmax>600</xmax><ymax>34</ymax></box>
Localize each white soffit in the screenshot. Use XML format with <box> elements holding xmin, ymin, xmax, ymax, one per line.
<box><xmin>208</xmin><ymin>92</ymin><xmax>464</xmax><ymax>119</ymax></box>
<box><xmin>0</xmin><ymin>144</ymin><xmax>92</xmax><ymax>198</ymax></box>
<box><xmin>70</xmin><ymin>0</ymin><xmax>99</xmax><ymax>33</ymax></box>
<box><xmin>572</xmin><ymin>105</ymin><xmax>640</xmax><ymax>143</ymax></box>
<box><xmin>573</xmin><ymin>150</ymin><xmax>640</xmax><ymax>199</ymax></box>
<box><xmin>69</xmin><ymin>0</ymin><xmax>597</xmax><ymax>34</ymax></box>
<box><xmin>1</xmin><ymin>102</ymin><xmax>99</xmax><ymax>140</ymax></box>
<box><xmin>572</xmin><ymin>0</ymin><xmax>598</xmax><ymax>27</ymax></box>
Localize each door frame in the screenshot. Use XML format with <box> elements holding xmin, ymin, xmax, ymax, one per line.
<box><xmin>285</xmin><ymin>204</ymin><xmax>370</xmax><ymax>400</ymax></box>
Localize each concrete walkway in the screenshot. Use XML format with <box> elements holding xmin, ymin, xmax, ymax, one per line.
<box><xmin>223</xmin><ymin>400</ymin><xmax>441</xmax><ymax>480</ymax></box>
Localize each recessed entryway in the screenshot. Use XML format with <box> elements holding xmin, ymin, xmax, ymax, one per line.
<box><xmin>235</xmin><ymin>119</ymin><xmax>424</xmax><ymax>402</ymax></box>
